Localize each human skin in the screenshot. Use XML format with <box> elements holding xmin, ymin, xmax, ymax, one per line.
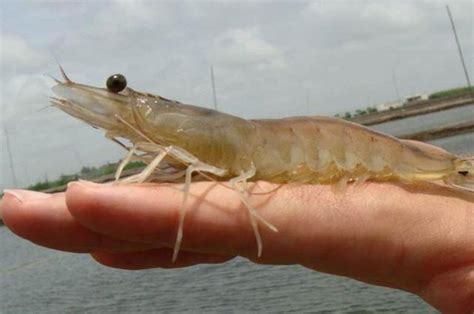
<box><xmin>1</xmin><ymin>180</ymin><xmax>473</xmax><ymax>313</ymax></box>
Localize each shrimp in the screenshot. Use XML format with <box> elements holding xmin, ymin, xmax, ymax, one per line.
<box><xmin>50</xmin><ymin>69</ymin><xmax>474</xmax><ymax>261</ymax></box>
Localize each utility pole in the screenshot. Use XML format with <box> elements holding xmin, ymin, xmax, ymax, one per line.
<box><xmin>210</xmin><ymin>65</ymin><xmax>218</xmax><ymax>110</ymax></box>
<box><xmin>446</xmin><ymin>5</ymin><xmax>472</xmax><ymax>90</ymax></box>
<box><xmin>305</xmin><ymin>91</ymin><xmax>310</xmax><ymax>114</ymax></box>
<box><xmin>392</xmin><ymin>68</ymin><xmax>401</xmax><ymax>103</ymax></box>
<box><xmin>4</xmin><ymin>126</ymin><xmax>18</xmax><ymax>187</ymax></box>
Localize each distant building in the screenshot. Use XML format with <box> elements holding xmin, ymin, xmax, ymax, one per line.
<box><xmin>375</xmin><ymin>100</ymin><xmax>403</xmax><ymax>112</ymax></box>
<box><xmin>404</xmin><ymin>94</ymin><xmax>429</xmax><ymax>106</ymax></box>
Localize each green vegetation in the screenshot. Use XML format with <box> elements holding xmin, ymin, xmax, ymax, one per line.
<box><xmin>26</xmin><ymin>160</ymin><xmax>145</xmax><ymax>192</ymax></box>
<box><xmin>334</xmin><ymin>85</ymin><xmax>473</xmax><ymax>120</ymax></box>
<box><xmin>429</xmin><ymin>86</ymin><xmax>474</xmax><ymax>100</ymax></box>
<box><xmin>27</xmin><ymin>174</ymin><xmax>79</xmax><ymax>191</ymax></box>
<box><xmin>335</xmin><ymin>106</ymin><xmax>378</xmax><ymax>120</ymax></box>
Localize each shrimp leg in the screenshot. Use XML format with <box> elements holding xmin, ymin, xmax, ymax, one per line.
<box><xmin>230</xmin><ymin>164</ymin><xmax>278</xmax><ymax>257</ymax></box>
<box><xmin>109</xmin><ymin>138</ymin><xmax>228</xmax><ymax>262</ymax></box>
<box><xmin>115</xmin><ymin>144</ymin><xmax>138</xmax><ymax>181</ymax></box>
<box><xmin>119</xmin><ymin>146</ymin><xmax>170</xmax><ymax>184</ymax></box>
<box><xmin>173</xmin><ymin>161</ymin><xmax>228</xmax><ymax>262</ymax></box>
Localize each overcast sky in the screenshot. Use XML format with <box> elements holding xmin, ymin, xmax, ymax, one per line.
<box><xmin>0</xmin><ymin>0</ymin><xmax>472</xmax><ymax>189</ymax></box>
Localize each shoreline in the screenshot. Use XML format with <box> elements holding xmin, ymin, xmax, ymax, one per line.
<box><xmin>399</xmin><ymin>121</ymin><xmax>474</xmax><ymax>142</ymax></box>
<box><xmin>351</xmin><ymin>94</ymin><xmax>474</xmax><ymax>126</ymax></box>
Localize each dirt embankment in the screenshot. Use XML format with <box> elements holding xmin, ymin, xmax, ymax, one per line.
<box><xmin>399</xmin><ymin>121</ymin><xmax>474</xmax><ymax>142</ymax></box>
<box><xmin>351</xmin><ymin>95</ymin><xmax>474</xmax><ymax>126</ymax></box>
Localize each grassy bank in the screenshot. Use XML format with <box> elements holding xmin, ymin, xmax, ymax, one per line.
<box><xmin>429</xmin><ymin>86</ymin><xmax>474</xmax><ymax>100</ymax></box>
<box><xmin>335</xmin><ymin>106</ymin><xmax>378</xmax><ymax>120</ymax></box>
<box><xmin>25</xmin><ymin>160</ymin><xmax>145</xmax><ymax>192</ymax></box>
<box><xmin>0</xmin><ymin>161</ymin><xmax>136</xmax><ymax>222</ymax></box>
<box><xmin>336</xmin><ymin>85</ymin><xmax>473</xmax><ymax>119</ymax></box>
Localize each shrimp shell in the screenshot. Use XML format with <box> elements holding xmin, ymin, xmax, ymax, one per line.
<box><xmin>51</xmin><ymin>70</ymin><xmax>474</xmax><ymax>261</ymax></box>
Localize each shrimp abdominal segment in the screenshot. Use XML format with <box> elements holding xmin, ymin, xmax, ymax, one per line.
<box><xmin>51</xmin><ymin>71</ymin><xmax>474</xmax><ymax>261</ymax></box>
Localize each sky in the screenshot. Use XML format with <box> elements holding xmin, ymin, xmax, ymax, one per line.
<box><xmin>0</xmin><ymin>0</ymin><xmax>473</xmax><ymax>189</ymax></box>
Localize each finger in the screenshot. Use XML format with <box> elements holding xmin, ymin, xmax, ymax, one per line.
<box><xmin>91</xmin><ymin>248</ymin><xmax>234</xmax><ymax>270</ymax></box>
<box><xmin>1</xmin><ymin>190</ymin><xmax>159</xmax><ymax>253</ymax></box>
<box><xmin>66</xmin><ymin>181</ymin><xmax>275</xmax><ymax>257</ymax></box>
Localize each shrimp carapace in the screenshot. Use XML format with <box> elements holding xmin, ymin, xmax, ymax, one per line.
<box><xmin>51</xmin><ymin>71</ymin><xmax>474</xmax><ymax>260</ymax></box>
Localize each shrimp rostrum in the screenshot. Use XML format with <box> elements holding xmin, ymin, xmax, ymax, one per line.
<box><xmin>51</xmin><ymin>70</ymin><xmax>474</xmax><ymax>261</ymax></box>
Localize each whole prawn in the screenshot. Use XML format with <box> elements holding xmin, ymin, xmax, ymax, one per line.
<box><xmin>50</xmin><ymin>69</ymin><xmax>474</xmax><ymax>261</ymax></box>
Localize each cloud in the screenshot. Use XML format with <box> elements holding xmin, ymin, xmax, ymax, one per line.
<box><xmin>93</xmin><ymin>1</ymin><xmax>165</xmax><ymax>35</ymax></box>
<box><xmin>0</xmin><ymin>33</ymin><xmax>52</xmax><ymax>123</ymax></box>
<box><xmin>1</xmin><ymin>33</ymin><xmax>49</xmax><ymax>74</ymax></box>
<box><xmin>211</xmin><ymin>27</ymin><xmax>286</xmax><ymax>70</ymax></box>
<box><xmin>1</xmin><ymin>74</ymin><xmax>52</xmax><ymax>123</ymax></box>
<box><xmin>363</xmin><ymin>2</ymin><xmax>421</xmax><ymax>27</ymax></box>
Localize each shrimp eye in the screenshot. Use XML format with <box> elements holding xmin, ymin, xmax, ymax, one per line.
<box><xmin>458</xmin><ymin>171</ymin><xmax>469</xmax><ymax>176</ymax></box>
<box><xmin>106</xmin><ymin>74</ymin><xmax>127</xmax><ymax>93</ymax></box>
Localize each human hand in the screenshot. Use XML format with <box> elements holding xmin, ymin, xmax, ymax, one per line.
<box><xmin>1</xmin><ymin>180</ymin><xmax>473</xmax><ymax>312</ymax></box>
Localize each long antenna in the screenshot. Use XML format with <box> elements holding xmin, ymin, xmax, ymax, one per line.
<box><xmin>210</xmin><ymin>65</ymin><xmax>218</xmax><ymax>110</ymax></box>
<box><xmin>446</xmin><ymin>5</ymin><xmax>472</xmax><ymax>90</ymax></box>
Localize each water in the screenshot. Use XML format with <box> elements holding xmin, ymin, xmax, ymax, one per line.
<box><xmin>1</xmin><ymin>108</ymin><xmax>472</xmax><ymax>313</ymax></box>
<box><xmin>0</xmin><ymin>229</ymin><xmax>433</xmax><ymax>313</ymax></box>
<box><xmin>371</xmin><ymin>104</ymin><xmax>474</xmax><ymax>137</ymax></box>
<box><xmin>428</xmin><ymin>132</ymin><xmax>474</xmax><ymax>155</ymax></box>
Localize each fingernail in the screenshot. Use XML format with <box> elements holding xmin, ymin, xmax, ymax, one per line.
<box><xmin>3</xmin><ymin>189</ymin><xmax>52</xmax><ymax>203</ymax></box>
<box><xmin>68</xmin><ymin>180</ymin><xmax>104</xmax><ymax>189</ymax></box>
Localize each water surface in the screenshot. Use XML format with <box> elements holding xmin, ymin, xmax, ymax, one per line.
<box><xmin>0</xmin><ymin>228</ymin><xmax>433</xmax><ymax>313</ymax></box>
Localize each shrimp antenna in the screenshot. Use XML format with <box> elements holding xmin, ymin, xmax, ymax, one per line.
<box><xmin>36</xmin><ymin>93</ymin><xmax>57</xmax><ymax>112</ymax></box>
<box><xmin>58</xmin><ymin>65</ymin><xmax>72</xmax><ymax>83</ymax></box>
<box><xmin>37</xmin><ymin>104</ymin><xmax>56</xmax><ymax>112</ymax></box>
<box><xmin>51</xmin><ymin>53</ymin><xmax>72</xmax><ymax>83</ymax></box>
<box><xmin>44</xmin><ymin>73</ymin><xmax>62</xmax><ymax>84</ymax></box>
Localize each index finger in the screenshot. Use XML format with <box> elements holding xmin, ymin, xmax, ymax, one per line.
<box><xmin>65</xmin><ymin>181</ymin><xmax>272</xmax><ymax>258</ymax></box>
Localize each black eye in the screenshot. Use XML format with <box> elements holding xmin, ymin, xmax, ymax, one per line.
<box><xmin>106</xmin><ymin>74</ymin><xmax>127</xmax><ymax>93</ymax></box>
<box><xmin>458</xmin><ymin>171</ymin><xmax>469</xmax><ymax>176</ymax></box>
